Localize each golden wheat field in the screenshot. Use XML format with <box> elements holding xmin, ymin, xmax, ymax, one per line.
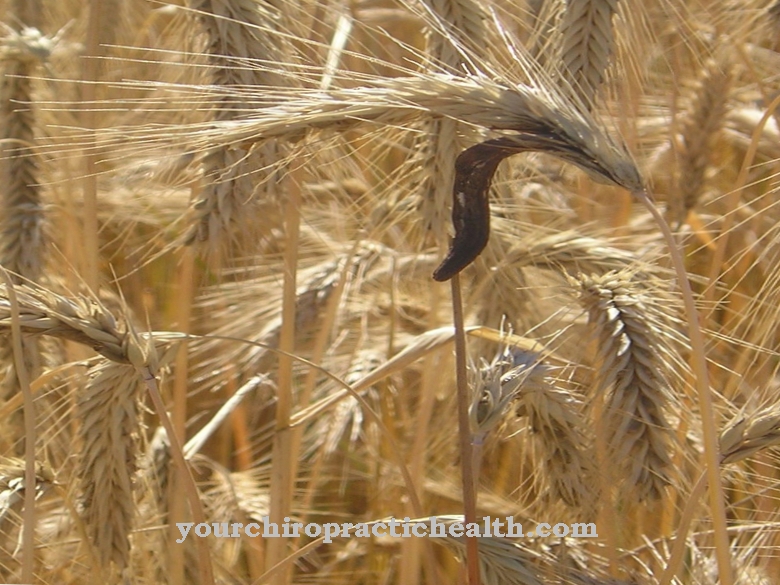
<box><xmin>2</xmin><ymin>0</ymin><xmax>780</xmax><ymax>583</ymax></box>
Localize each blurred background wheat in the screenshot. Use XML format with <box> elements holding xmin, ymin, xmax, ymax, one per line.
<box><xmin>1</xmin><ymin>0</ymin><xmax>780</xmax><ymax>583</ymax></box>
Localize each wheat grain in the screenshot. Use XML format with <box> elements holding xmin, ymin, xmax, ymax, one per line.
<box><xmin>576</xmin><ymin>270</ymin><xmax>676</xmax><ymax>501</ymax></box>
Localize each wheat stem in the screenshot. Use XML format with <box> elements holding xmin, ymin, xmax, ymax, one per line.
<box><xmin>450</xmin><ymin>273</ymin><xmax>480</xmax><ymax>585</ymax></box>
<box><xmin>169</xmin><ymin>246</ymin><xmax>195</xmax><ymax>584</ymax></box>
<box><xmin>79</xmin><ymin>0</ymin><xmax>105</xmax><ymax>292</ymax></box>
<box><xmin>637</xmin><ymin>191</ymin><xmax>733</xmax><ymax>585</ymax></box>
<box><xmin>265</xmin><ymin>164</ymin><xmax>301</xmax><ymax>580</ymax></box>
<box><xmin>658</xmin><ymin>471</ymin><xmax>709</xmax><ymax>585</ymax></box>
<box><xmin>0</xmin><ymin>267</ymin><xmax>35</xmax><ymax>582</ymax></box>
<box><xmin>139</xmin><ymin>367</ymin><xmax>215</xmax><ymax>585</ymax></box>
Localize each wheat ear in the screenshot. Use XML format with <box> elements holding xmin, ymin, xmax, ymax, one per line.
<box><xmin>87</xmin><ymin>73</ymin><xmax>639</xmax><ymax>172</ymax></box>
<box><xmin>507</xmin><ymin>230</ymin><xmax>649</xmax><ymax>276</ymax></box>
<box><xmin>576</xmin><ymin>270</ymin><xmax>675</xmax><ymax>501</ymax></box>
<box><xmin>0</xmin><ymin>282</ymin><xmax>153</xmax><ymax>571</ymax></box>
<box><xmin>1</xmin><ymin>21</ymin><xmax>46</xmax><ymax>282</ymax></box>
<box><xmin>557</xmin><ymin>0</ymin><xmax>620</xmax><ymax>108</ymax></box>
<box><xmin>77</xmin><ymin>358</ymin><xmax>142</xmax><ymax>571</ymax></box>
<box><xmin>412</xmin><ymin>0</ymin><xmax>486</xmax><ymax>242</ymax></box>
<box><xmin>670</xmin><ymin>58</ymin><xmax>732</xmax><ymax>227</ymax></box>
<box><xmin>0</xmin><ymin>5</ymin><xmax>47</xmax><ymax>408</ymax></box>
<box><xmin>192</xmin><ymin>245</ymin><xmax>377</xmax><ymax>393</ymax></box>
<box><xmin>517</xmin><ymin>369</ymin><xmax>594</xmax><ymax>508</ymax></box>
<box><xmin>720</xmin><ymin>407</ymin><xmax>780</xmax><ymax>464</ymax></box>
<box><xmin>184</xmin><ymin>0</ymin><xmax>288</xmax><ymax>256</ymax></box>
<box><xmin>0</xmin><ymin>282</ymin><xmax>146</xmax><ymax>364</ymax></box>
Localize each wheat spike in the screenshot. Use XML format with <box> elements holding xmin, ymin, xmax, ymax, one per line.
<box><xmin>0</xmin><ymin>278</ymin><xmax>167</xmax><ymax>569</ymax></box>
<box><xmin>1</xmin><ymin>25</ymin><xmax>46</xmax><ymax>282</ymax></box>
<box><xmin>0</xmin><ymin>281</ymin><xmax>146</xmax><ymax>365</ymax></box>
<box><xmin>192</xmin><ymin>242</ymin><xmax>381</xmax><ymax>393</ymax></box>
<box><xmin>77</xmin><ymin>358</ymin><xmax>141</xmax><ymax>571</ymax></box>
<box><xmin>507</xmin><ymin>230</ymin><xmax>652</xmax><ymax>276</ymax></box>
<box><xmin>0</xmin><ymin>5</ymin><xmax>48</xmax><ymax>404</ymax></box>
<box><xmin>412</xmin><ymin>0</ymin><xmax>487</xmax><ymax>242</ymax></box>
<box><xmin>469</xmin><ymin>348</ymin><xmax>531</xmax><ymax>440</ymax></box>
<box><xmin>0</xmin><ymin>456</ymin><xmax>54</xmax><ymax>530</ymax></box>
<box><xmin>78</xmin><ymin>70</ymin><xmax>641</xmax><ymax>184</ymax></box>
<box><xmin>720</xmin><ymin>407</ymin><xmax>780</xmax><ymax>464</ymax></box>
<box><xmin>184</xmin><ymin>0</ymin><xmax>289</xmax><ymax>255</ymax></box>
<box><xmin>670</xmin><ymin>58</ymin><xmax>732</xmax><ymax>227</ymax></box>
<box><xmin>518</xmin><ymin>371</ymin><xmax>594</xmax><ymax>508</ymax></box>
<box><xmin>576</xmin><ymin>270</ymin><xmax>676</xmax><ymax>501</ymax></box>
<box><xmin>557</xmin><ymin>0</ymin><xmax>620</xmax><ymax>107</ymax></box>
<box><xmin>78</xmin><ymin>337</ymin><xmax>178</xmax><ymax>573</ymax></box>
